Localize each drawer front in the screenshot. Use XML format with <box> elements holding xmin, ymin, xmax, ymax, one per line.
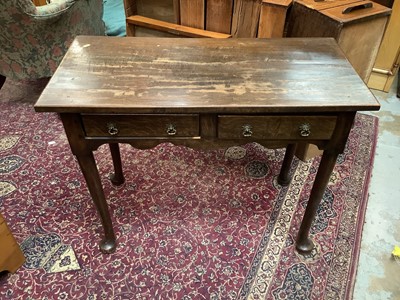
<box><xmin>218</xmin><ymin>115</ymin><xmax>337</xmax><ymax>140</ymax></box>
<box><xmin>82</xmin><ymin>114</ymin><xmax>199</xmax><ymax>137</ymax></box>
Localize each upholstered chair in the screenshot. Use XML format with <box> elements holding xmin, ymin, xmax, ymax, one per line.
<box><xmin>0</xmin><ymin>0</ymin><xmax>105</xmax><ymax>89</ymax></box>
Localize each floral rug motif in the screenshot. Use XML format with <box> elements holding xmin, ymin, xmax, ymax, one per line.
<box><xmin>0</xmin><ymin>79</ymin><xmax>378</xmax><ymax>299</ymax></box>
<box><xmin>20</xmin><ymin>233</ymin><xmax>80</xmax><ymax>273</ymax></box>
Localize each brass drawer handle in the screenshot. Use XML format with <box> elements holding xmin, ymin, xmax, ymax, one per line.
<box><xmin>242</xmin><ymin>124</ymin><xmax>253</xmax><ymax>137</ymax></box>
<box><xmin>166</xmin><ymin>124</ymin><xmax>177</xmax><ymax>136</ymax></box>
<box><xmin>299</xmin><ymin>123</ymin><xmax>311</xmax><ymax>137</ymax></box>
<box><xmin>107</xmin><ymin>123</ymin><xmax>119</xmax><ymax>136</ymax></box>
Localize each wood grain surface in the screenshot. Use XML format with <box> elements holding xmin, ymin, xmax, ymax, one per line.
<box><xmin>206</xmin><ymin>0</ymin><xmax>234</xmax><ymax>34</ymax></box>
<box><xmin>231</xmin><ymin>0</ymin><xmax>262</xmax><ymax>37</ymax></box>
<box><xmin>179</xmin><ymin>0</ymin><xmax>205</xmax><ymax>29</ymax></box>
<box><xmin>35</xmin><ymin>36</ymin><xmax>379</xmax><ymax>114</ymax></box>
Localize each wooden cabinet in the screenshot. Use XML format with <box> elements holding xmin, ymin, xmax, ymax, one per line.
<box><xmin>286</xmin><ymin>0</ymin><xmax>391</xmax><ymax>83</ymax></box>
<box><xmin>367</xmin><ymin>0</ymin><xmax>400</xmax><ymax>92</ymax></box>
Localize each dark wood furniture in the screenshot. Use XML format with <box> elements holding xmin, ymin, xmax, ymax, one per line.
<box><xmin>34</xmin><ymin>36</ymin><xmax>380</xmax><ymax>254</ymax></box>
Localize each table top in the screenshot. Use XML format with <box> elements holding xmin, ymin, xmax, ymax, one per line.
<box><xmin>34</xmin><ymin>36</ymin><xmax>380</xmax><ymax>114</ymax></box>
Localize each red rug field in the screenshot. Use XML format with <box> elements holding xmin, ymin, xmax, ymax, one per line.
<box><xmin>0</xmin><ymin>79</ymin><xmax>378</xmax><ymax>299</ymax></box>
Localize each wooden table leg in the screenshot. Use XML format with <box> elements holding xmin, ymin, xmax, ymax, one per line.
<box><xmin>109</xmin><ymin>143</ymin><xmax>125</xmax><ymax>185</ymax></box>
<box><xmin>76</xmin><ymin>153</ymin><xmax>117</xmax><ymax>253</ymax></box>
<box><xmin>60</xmin><ymin>114</ymin><xmax>118</xmax><ymax>253</ymax></box>
<box><xmin>0</xmin><ymin>75</ymin><xmax>6</xmax><ymax>90</ymax></box>
<box><xmin>278</xmin><ymin>143</ymin><xmax>297</xmax><ymax>186</ymax></box>
<box><xmin>397</xmin><ymin>72</ymin><xmax>400</xmax><ymax>98</ymax></box>
<box><xmin>296</xmin><ymin>149</ymin><xmax>339</xmax><ymax>253</ymax></box>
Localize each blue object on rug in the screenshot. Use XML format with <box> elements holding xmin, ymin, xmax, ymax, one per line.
<box><xmin>103</xmin><ymin>0</ymin><xmax>126</xmax><ymax>36</ymax></box>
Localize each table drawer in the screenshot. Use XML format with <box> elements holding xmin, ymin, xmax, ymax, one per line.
<box><xmin>218</xmin><ymin>115</ymin><xmax>337</xmax><ymax>140</ymax></box>
<box><xmin>82</xmin><ymin>114</ymin><xmax>200</xmax><ymax>137</ymax></box>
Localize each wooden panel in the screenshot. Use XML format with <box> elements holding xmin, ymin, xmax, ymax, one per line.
<box><xmin>82</xmin><ymin>114</ymin><xmax>200</xmax><ymax>137</ymax></box>
<box><xmin>369</xmin><ymin>0</ymin><xmax>398</xmax><ymax>66</ymax></box>
<box><xmin>368</xmin><ymin>51</ymin><xmax>400</xmax><ymax>91</ymax></box>
<box><xmin>123</xmin><ymin>0</ymin><xmax>137</xmax><ymax>18</ymax></box>
<box><xmin>173</xmin><ymin>0</ymin><xmax>180</xmax><ymax>24</ymax></box>
<box><xmin>373</xmin><ymin>0</ymin><xmax>394</xmax><ymax>7</ymax></box>
<box><xmin>338</xmin><ymin>16</ymin><xmax>388</xmax><ymax>82</ymax></box>
<box><xmin>218</xmin><ymin>115</ymin><xmax>337</xmax><ymax>140</ymax></box>
<box><xmin>295</xmin><ymin>143</ymin><xmax>324</xmax><ymax>161</ymax></box>
<box><xmin>368</xmin><ymin>0</ymin><xmax>400</xmax><ymax>91</ymax></box>
<box><xmin>206</xmin><ymin>0</ymin><xmax>234</xmax><ymax>34</ymax></box>
<box><xmin>231</xmin><ymin>0</ymin><xmax>262</xmax><ymax>37</ymax></box>
<box><xmin>123</xmin><ymin>0</ymin><xmax>138</xmax><ymax>36</ymax></box>
<box><xmin>258</xmin><ymin>0</ymin><xmax>292</xmax><ymax>38</ymax></box>
<box><xmin>286</xmin><ymin>2</ymin><xmax>342</xmax><ymax>38</ymax></box>
<box><xmin>127</xmin><ymin>15</ymin><xmax>231</xmax><ymax>38</ymax></box>
<box><xmin>368</xmin><ymin>70</ymin><xmax>394</xmax><ymax>91</ymax></box>
<box><xmin>180</xmin><ymin>0</ymin><xmax>205</xmax><ymax>29</ymax></box>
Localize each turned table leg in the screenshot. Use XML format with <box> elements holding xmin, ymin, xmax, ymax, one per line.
<box><xmin>109</xmin><ymin>143</ymin><xmax>125</xmax><ymax>185</ymax></box>
<box><xmin>278</xmin><ymin>143</ymin><xmax>297</xmax><ymax>186</ymax></box>
<box><xmin>296</xmin><ymin>149</ymin><xmax>339</xmax><ymax>254</ymax></box>
<box><xmin>60</xmin><ymin>114</ymin><xmax>118</xmax><ymax>254</ymax></box>
<box><xmin>76</xmin><ymin>153</ymin><xmax>117</xmax><ymax>253</ymax></box>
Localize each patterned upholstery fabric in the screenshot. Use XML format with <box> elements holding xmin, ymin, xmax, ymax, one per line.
<box><xmin>0</xmin><ymin>0</ymin><xmax>105</xmax><ymax>80</ymax></box>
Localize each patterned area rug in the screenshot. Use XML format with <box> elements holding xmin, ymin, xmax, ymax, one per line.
<box><xmin>0</xmin><ymin>79</ymin><xmax>378</xmax><ymax>299</ymax></box>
